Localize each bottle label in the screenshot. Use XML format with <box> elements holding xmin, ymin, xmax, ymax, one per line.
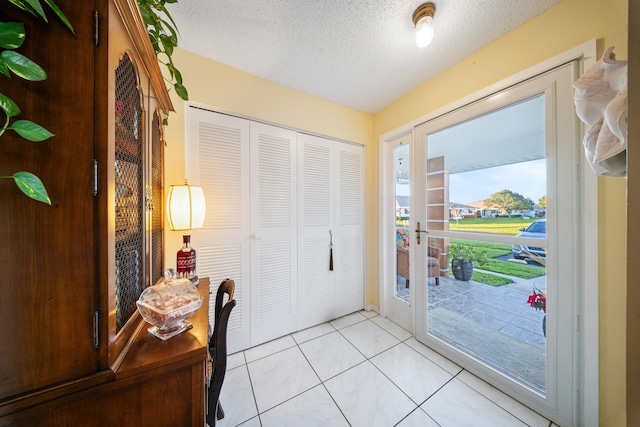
<box><xmin>177</xmin><ymin>251</ymin><xmax>196</xmax><ymax>278</ymax></box>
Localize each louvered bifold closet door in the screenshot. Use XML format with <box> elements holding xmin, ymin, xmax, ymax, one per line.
<box><xmin>297</xmin><ymin>134</ymin><xmax>335</xmax><ymax>329</ymax></box>
<box><xmin>334</xmin><ymin>143</ymin><xmax>365</xmax><ymax>318</ymax></box>
<box><xmin>250</xmin><ymin>122</ymin><xmax>298</xmax><ymax>346</ymax></box>
<box><xmin>188</xmin><ymin>108</ymin><xmax>251</xmax><ymax>353</ymax></box>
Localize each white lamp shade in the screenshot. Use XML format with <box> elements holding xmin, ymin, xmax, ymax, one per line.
<box><xmin>415</xmin><ymin>16</ymin><xmax>434</xmax><ymax>48</ymax></box>
<box><xmin>166</xmin><ymin>184</ymin><xmax>206</xmax><ymax>231</ymax></box>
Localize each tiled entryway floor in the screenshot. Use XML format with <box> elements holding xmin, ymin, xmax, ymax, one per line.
<box><xmin>214</xmin><ymin>311</ymin><xmax>557</xmax><ymax>427</ymax></box>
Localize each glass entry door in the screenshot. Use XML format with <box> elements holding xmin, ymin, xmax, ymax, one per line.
<box><xmin>413</xmin><ymin>63</ymin><xmax>580</xmax><ymax>424</ymax></box>
<box><xmin>384</xmin><ymin>137</ymin><xmax>412</xmax><ymax>329</ymax></box>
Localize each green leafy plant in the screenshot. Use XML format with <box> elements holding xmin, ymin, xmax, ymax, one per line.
<box><xmin>449</xmin><ymin>243</ymin><xmax>488</xmax><ymax>264</ymax></box>
<box><xmin>137</xmin><ymin>0</ymin><xmax>189</xmax><ymax>107</ymax></box>
<box><xmin>1</xmin><ymin>0</ymin><xmax>75</xmax><ymax>204</ymax></box>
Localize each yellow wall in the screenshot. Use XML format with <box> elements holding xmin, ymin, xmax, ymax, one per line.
<box><xmin>165</xmin><ymin>0</ymin><xmax>628</xmax><ymax>423</ymax></box>
<box><xmin>374</xmin><ymin>0</ymin><xmax>628</xmax><ymax>424</ymax></box>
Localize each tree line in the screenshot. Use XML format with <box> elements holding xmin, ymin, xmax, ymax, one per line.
<box><xmin>484</xmin><ymin>190</ymin><xmax>545</xmax><ymax>216</ymax></box>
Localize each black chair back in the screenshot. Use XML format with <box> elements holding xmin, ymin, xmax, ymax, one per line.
<box><xmin>207</xmin><ymin>278</ymin><xmax>236</xmax><ymax>426</ymax></box>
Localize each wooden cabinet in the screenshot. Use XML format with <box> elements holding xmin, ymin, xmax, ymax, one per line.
<box><xmin>0</xmin><ymin>1</ymin><xmax>206</xmax><ymax>425</ymax></box>
<box><xmin>0</xmin><ymin>1</ymin><xmax>100</xmax><ymax>400</ymax></box>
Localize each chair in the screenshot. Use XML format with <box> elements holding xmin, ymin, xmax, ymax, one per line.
<box><xmin>397</xmin><ymin>245</ymin><xmax>441</xmax><ymax>287</ymax></box>
<box><xmin>397</xmin><ymin>245</ymin><xmax>411</xmax><ymax>288</ymax></box>
<box><xmin>427</xmin><ymin>246</ymin><xmax>441</xmax><ymax>286</ymax></box>
<box><xmin>207</xmin><ymin>279</ymin><xmax>236</xmax><ymax>426</ymax></box>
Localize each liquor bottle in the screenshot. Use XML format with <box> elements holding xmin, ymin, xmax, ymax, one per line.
<box><xmin>177</xmin><ymin>234</ymin><xmax>196</xmax><ymax>280</ymax></box>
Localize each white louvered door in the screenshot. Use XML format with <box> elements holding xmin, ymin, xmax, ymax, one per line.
<box><xmin>188</xmin><ymin>108</ymin><xmax>251</xmax><ymax>353</ymax></box>
<box><xmin>249</xmin><ymin>122</ymin><xmax>298</xmax><ymax>346</ymax></box>
<box><xmin>298</xmin><ymin>134</ymin><xmax>335</xmax><ymax>329</ymax></box>
<box><xmin>298</xmin><ymin>134</ymin><xmax>364</xmax><ymax>327</ymax></box>
<box><xmin>187</xmin><ymin>107</ymin><xmax>363</xmax><ymax>352</ymax></box>
<box><xmin>334</xmin><ymin>142</ymin><xmax>365</xmax><ymax>317</ymax></box>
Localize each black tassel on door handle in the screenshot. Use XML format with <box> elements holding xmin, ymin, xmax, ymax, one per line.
<box><xmin>329</xmin><ymin>230</ymin><xmax>334</xmax><ymax>271</ymax></box>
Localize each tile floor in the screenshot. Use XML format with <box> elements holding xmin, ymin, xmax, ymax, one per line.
<box><xmin>214</xmin><ymin>311</ymin><xmax>557</xmax><ymax>427</ymax></box>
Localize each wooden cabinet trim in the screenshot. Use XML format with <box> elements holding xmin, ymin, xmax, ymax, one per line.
<box><xmin>112</xmin><ymin>0</ymin><xmax>174</xmax><ymax>114</ymax></box>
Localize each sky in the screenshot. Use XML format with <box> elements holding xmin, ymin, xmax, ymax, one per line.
<box><xmin>395</xmin><ymin>158</ymin><xmax>547</xmax><ymax>205</ymax></box>
<box><xmin>449</xmin><ymin>159</ymin><xmax>546</xmax><ymax>205</ymax></box>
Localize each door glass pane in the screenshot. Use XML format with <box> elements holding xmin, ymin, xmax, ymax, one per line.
<box><xmin>426</xmin><ymin>95</ymin><xmax>548</xmax><ymax>395</ymax></box>
<box><xmin>395</xmin><ymin>144</ymin><xmax>410</xmax><ymax>302</ymax></box>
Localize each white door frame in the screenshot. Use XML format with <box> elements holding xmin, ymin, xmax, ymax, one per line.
<box><xmin>380</xmin><ymin>131</ymin><xmax>414</xmax><ymax>331</ymax></box>
<box><xmin>378</xmin><ymin>39</ymin><xmax>598</xmax><ymax>425</ymax></box>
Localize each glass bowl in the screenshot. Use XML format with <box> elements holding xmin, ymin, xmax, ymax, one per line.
<box><xmin>136</xmin><ymin>275</ymin><xmax>203</xmax><ymax>340</ymax></box>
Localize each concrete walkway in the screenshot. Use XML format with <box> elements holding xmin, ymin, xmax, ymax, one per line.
<box><xmin>396</xmin><ymin>271</ymin><xmax>547</xmax><ymax>393</ymax></box>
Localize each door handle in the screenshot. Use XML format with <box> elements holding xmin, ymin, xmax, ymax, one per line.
<box><xmin>415</xmin><ymin>221</ymin><xmax>428</xmax><ymax>245</ymax></box>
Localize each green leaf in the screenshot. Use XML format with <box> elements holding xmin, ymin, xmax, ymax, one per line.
<box><xmin>156</xmin><ymin>4</ymin><xmax>179</xmax><ymax>33</ymax></box>
<box><xmin>13</xmin><ymin>171</ymin><xmax>51</xmax><ymax>204</ymax></box>
<box><xmin>159</xmin><ymin>34</ymin><xmax>174</xmax><ymax>56</ymax></box>
<box><xmin>0</xmin><ymin>22</ymin><xmax>26</xmax><ymax>49</ymax></box>
<box><xmin>11</xmin><ymin>120</ymin><xmax>54</xmax><ymax>141</ymax></box>
<box><xmin>0</xmin><ymin>51</ymin><xmax>47</xmax><ymax>81</ymax></box>
<box><xmin>165</xmin><ymin>62</ymin><xmax>177</xmax><ymax>79</ymax></box>
<box><xmin>43</xmin><ymin>0</ymin><xmax>76</xmax><ymax>34</ymax></box>
<box><xmin>172</xmin><ymin>66</ymin><xmax>183</xmax><ymax>85</ymax></box>
<box><xmin>6</xmin><ymin>0</ymin><xmax>38</xmax><ymax>17</ymax></box>
<box><xmin>22</xmin><ymin>0</ymin><xmax>48</xmax><ymax>22</ymax></box>
<box><xmin>138</xmin><ymin>6</ymin><xmax>155</xmax><ymax>26</ymax></box>
<box><xmin>0</xmin><ymin>93</ymin><xmax>21</xmax><ymax>117</ymax></box>
<box><xmin>174</xmin><ymin>82</ymin><xmax>188</xmax><ymax>101</ymax></box>
<box><xmin>160</xmin><ymin>19</ymin><xmax>178</xmax><ymax>41</ymax></box>
<box><xmin>0</xmin><ymin>61</ymin><xmax>10</xmax><ymax>78</ymax></box>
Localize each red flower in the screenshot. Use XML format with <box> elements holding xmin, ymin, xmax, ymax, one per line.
<box><xmin>527</xmin><ymin>288</ymin><xmax>546</xmax><ymax>313</ymax></box>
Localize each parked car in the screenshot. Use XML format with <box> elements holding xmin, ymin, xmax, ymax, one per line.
<box><xmin>512</xmin><ymin>219</ymin><xmax>546</xmax><ymax>261</ymax></box>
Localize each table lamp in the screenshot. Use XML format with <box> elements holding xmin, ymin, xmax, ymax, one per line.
<box><xmin>166</xmin><ymin>181</ymin><xmax>206</xmax><ymax>285</ymax></box>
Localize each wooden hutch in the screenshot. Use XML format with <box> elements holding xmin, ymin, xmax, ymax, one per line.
<box><xmin>0</xmin><ymin>1</ymin><xmax>209</xmax><ymax>425</ymax></box>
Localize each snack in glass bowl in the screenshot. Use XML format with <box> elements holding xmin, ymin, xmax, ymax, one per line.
<box><xmin>136</xmin><ymin>270</ymin><xmax>203</xmax><ymax>340</ymax></box>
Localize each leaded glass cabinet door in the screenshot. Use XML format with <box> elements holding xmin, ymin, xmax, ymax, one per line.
<box><xmin>114</xmin><ymin>52</ymin><xmax>145</xmax><ymax>334</ymax></box>
<box><xmin>149</xmin><ymin>108</ymin><xmax>164</xmax><ymax>286</ymax></box>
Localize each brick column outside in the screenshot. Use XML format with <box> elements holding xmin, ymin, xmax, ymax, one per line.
<box><xmin>426</xmin><ymin>156</ymin><xmax>449</xmax><ymax>278</ymax></box>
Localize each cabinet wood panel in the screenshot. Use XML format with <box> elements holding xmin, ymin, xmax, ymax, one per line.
<box><xmin>0</xmin><ymin>0</ymin><xmax>99</xmax><ymax>399</ymax></box>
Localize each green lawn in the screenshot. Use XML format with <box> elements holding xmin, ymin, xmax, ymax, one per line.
<box><xmin>449</xmin><ymin>239</ymin><xmax>513</xmax><ymax>258</ymax></box>
<box><xmin>447</xmin><ymin>233</ymin><xmax>546</xmax><ymax>286</ymax></box>
<box><xmin>449</xmin><ymin>217</ymin><xmax>538</xmax><ymax>235</ymax></box>
<box><xmin>482</xmin><ymin>259</ymin><xmax>546</xmax><ymax>279</ymax></box>
<box><xmin>469</xmin><ymin>270</ymin><xmax>514</xmax><ymax>286</ymax></box>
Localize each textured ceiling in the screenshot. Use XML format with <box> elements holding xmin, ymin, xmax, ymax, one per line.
<box><xmin>166</xmin><ymin>0</ymin><xmax>561</xmax><ymax>114</ymax></box>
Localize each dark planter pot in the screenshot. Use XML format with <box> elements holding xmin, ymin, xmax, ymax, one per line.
<box><xmin>451</xmin><ymin>260</ymin><xmax>473</xmax><ymax>281</ymax></box>
<box><xmin>542</xmin><ymin>314</ymin><xmax>546</xmax><ymax>337</ymax></box>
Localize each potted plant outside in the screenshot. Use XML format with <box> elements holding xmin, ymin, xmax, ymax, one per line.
<box><xmin>449</xmin><ymin>243</ymin><xmax>487</xmax><ymax>281</ymax></box>
<box><xmin>527</xmin><ymin>288</ymin><xmax>547</xmax><ymax>337</ymax></box>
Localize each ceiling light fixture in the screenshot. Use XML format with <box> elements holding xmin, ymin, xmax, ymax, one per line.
<box><xmin>413</xmin><ymin>2</ymin><xmax>436</xmax><ymax>48</ymax></box>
